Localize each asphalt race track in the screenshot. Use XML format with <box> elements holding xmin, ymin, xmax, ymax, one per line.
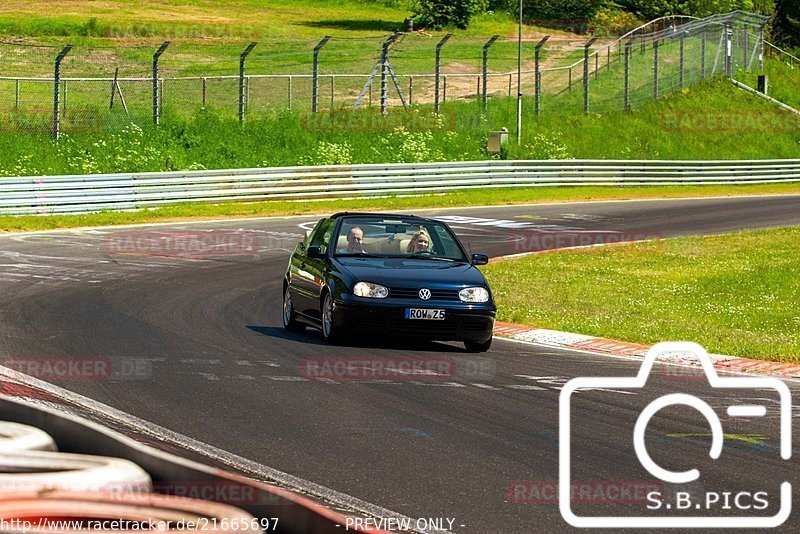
<box><xmin>2</xmin><ymin>195</ymin><xmax>800</xmax><ymax>533</ymax></box>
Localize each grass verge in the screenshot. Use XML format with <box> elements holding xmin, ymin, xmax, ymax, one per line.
<box><xmin>2</xmin><ymin>182</ymin><xmax>800</xmax><ymax>233</ymax></box>
<box><xmin>483</xmin><ymin>227</ymin><xmax>800</xmax><ymax>363</ymax></box>
<box><xmin>1</xmin><ymin>78</ymin><xmax>799</xmax><ymax>179</ymax></box>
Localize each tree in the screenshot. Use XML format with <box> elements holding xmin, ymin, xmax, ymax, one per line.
<box><xmin>618</xmin><ymin>0</ymin><xmax>774</xmax><ymax>20</ymax></box>
<box><xmin>413</xmin><ymin>0</ymin><xmax>488</xmax><ymax>30</ymax></box>
<box><xmin>531</xmin><ymin>0</ymin><xmax>607</xmax><ymax>21</ymax></box>
<box><xmin>773</xmin><ymin>0</ymin><xmax>800</xmax><ymax>47</ymax></box>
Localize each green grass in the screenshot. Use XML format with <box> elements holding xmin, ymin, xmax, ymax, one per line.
<box><xmin>0</xmin><ymin>1</ymin><xmax>421</xmax><ymax>40</ymax></box>
<box><xmin>483</xmin><ymin>227</ymin><xmax>800</xmax><ymax>363</ymax></box>
<box><xmin>1</xmin><ymin>78</ymin><xmax>798</xmax><ymax>180</ymax></box>
<box><xmin>736</xmin><ymin>55</ymin><xmax>800</xmax><ymax>111</ymax></box>
<box><xmin>0</xmin><ymin>0</ymin><xmax>593</xmax><ymax>92</ymax></box>
<box><xmin>0</xmin><ymin>1</ymin><xmax>563</xmax><ymax>78</ymax></box>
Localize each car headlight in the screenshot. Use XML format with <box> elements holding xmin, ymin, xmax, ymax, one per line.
<box><xmin>353</xmin><ymin>281</ymin><xmax>389</xmax><ymax>299</ymax></box>
<box><xmin>459</xmin><ymin>287</ymin><xmax>489</xmax><ymax>303</ymax></box>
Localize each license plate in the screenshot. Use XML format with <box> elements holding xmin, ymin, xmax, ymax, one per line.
<box><xmin>405</xmin><ymin>308</ymin><xmax>446</xmax><ymax>320</ymax></box>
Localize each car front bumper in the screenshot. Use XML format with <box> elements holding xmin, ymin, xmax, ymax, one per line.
<box><xmin>333</xmin><ymin>296</ymin><xmax>496</xmax><ymax>343</ymax></box>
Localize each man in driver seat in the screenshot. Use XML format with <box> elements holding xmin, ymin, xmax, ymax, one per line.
<box><xmin>339</xmin><ymin>227</ymin><xmax>365</xmax><ymax>254</ymax></box>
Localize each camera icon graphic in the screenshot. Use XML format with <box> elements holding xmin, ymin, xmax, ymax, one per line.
<box><xmin>559</xmin><ymin>342</ymin><xmax>792</xmax><ymax>528</ymax></box>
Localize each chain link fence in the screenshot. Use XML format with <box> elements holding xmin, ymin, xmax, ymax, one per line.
<box><xmin>0</xmin><ymin>11</ymin><xmax>770</xmax><ymax>137</ymax></box>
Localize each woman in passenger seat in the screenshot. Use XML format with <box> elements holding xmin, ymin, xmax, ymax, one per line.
<box><xmin>406</xmin><ymin>229</ymin><xmax>432</xmax><ymax>254</ymax></box>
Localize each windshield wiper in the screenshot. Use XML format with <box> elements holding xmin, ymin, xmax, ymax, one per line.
<box><xmin>406</xmin><ymin>254</ymin><xmax>462</xmax><ymax>262</ymax></box>
<box><xmin>335</xmin><ymin>253</ymin><xmax>389</xmax><ymax>258</ymax></box>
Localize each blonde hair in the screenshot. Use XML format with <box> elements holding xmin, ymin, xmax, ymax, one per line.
<box><xmin>406</xmin><ymin>229</ymin><xmax>432</xmax><ymax>253</ymax></box>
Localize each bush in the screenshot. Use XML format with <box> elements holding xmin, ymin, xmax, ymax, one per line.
<box><xmin>510</xmin><ymin>0</ymin><xmax>607</xmax><ymax>32</ymax></box>
<box><xmin>618</xmin><ymin>1</ymin><xmax>775</xmax><ymax>20</ymax></box>
<box><xmin>591</xmin><ymin>7</ymin><xmax>642</xmax><ymax>36</ymax></box>
<box><xmin>413</xmin><ymin>0</ymin><xmax>488</xmax><ymax>30</ymax></box>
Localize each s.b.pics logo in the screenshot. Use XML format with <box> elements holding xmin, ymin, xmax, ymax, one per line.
<box><xmin>559</xmin><ymin>342</ymin><xmax>792</xmax><ymax>528</ymax></box>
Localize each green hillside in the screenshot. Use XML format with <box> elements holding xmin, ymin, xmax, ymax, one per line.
<box><xmin>0</xmin><ymin>0</ymin><xmax>521</xmax><ymax>40</ymax></box>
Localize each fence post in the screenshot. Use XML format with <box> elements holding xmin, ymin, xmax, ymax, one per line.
<box><xmin>624</xmin><ymin>40</ymin><xmax>632</xmax><ymax>111</ymax></box>
<box><xmin>701</xmin><ymin>28</ymin><xmax>707</xmax><ymax>80</ymax></box>
<box><xmin>246</xmin><ymin>76</ymin><xmax>251</xmax><ymax>110</ymax></box>
<box><xmin>725</xmin><ymin>25</ymin><xmax>733</xmax><ymax>78</ymax></box>
<box><xmin>534</xmin><ymin>36</ymin><xmax>549</xmax><ymax>116</ymax></box>
<box><xmin>380</xmin><ymin>42</ymin><xmax>388</xmax><ymax>115</ymax></box>
<box><xmin>595</xmin><ymin>51</ymin><xmax>599</xmax><ymax>79</ymax></box>
<box><xmin>653</xmin><ymin>39</ymin><xmax>659</xmax><ymax>100</ymax></box>
<box><xmin>312</xmin><ymin>36</ymin><xmax>331</xmax><ymax>113</ymax></box>
<box><xmin>482</xmin><ymin>35</ymin><xmax>499</xmax><ymax>108</ymax></box>
<box><xmin>330</xmin><ymin>76</ymin><xmax>335</xmax><ymax>110</ymax></box>
<box><xmin>238</xmin><ymin>42</ymin><xmax>257</xmax><ymax>123</ymax></box>
<box><xmin>62</xmin><ymin>80</ymin><xmax>67</xmax><ymax>115</ymax></box>
<box><xmin>202</xmin><ymin>77</ymin><xmax>207</xmax><ymax>107</ymax></box>
<box><xmin>679</xmin><ymin>33</ymin><xmax>685</xmax><ymax>89</ymax></box>
<box><xmin>759</xmin><ymin>27</ymin><xmax>765</xmax><ymax>71</ymax></box>
<box><xmin>583</xmin><ymin>38</ymin><xmax>597</xmax><ymax>114</ymax></box>
<box><xmin>408</xmin><ymin>76</ymin><xmax>413</xmax><ymax>105</ymax></box>
<box><xmin>379</xmin><ymin>32</ymin><xmax>402</xmax><ymax>116</ymax></box>
<box><xmin>435</xmin><ymin>34</ymin><xmax>452</xmax><ymax>115</ymax></box>
<box><xmin>743</xmin><ymin>26</ymin><xmax>749</xmax><ymax>69</ymax></box>
<box><xmin>53</xmin><ymin>45</ymin><xmax>72</xmax><ymax>141</ymax></box>
<box><xmin>152</xmin><ymin>41</ymin><xmax>169</xmax><ymax>126</ymax></box>
<box><xmin>508</xmin><ymin>73</ymin><xmax>512</xmax><ymax>97</ymax></box>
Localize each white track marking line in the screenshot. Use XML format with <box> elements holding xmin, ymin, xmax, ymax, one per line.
<box><xmin>2</xmin><ymin>193</ymin><xmax>799</xmax><ymax>238</ymax></box>
<box><xmin>0</xmin><ymin>364</ymin><xmax>433</xmax><ymax>534</ymax></box>
<box><xmin>492</xmin><ymin>336</ymin><xmax>800</xmax><ymax>385</ymax></box>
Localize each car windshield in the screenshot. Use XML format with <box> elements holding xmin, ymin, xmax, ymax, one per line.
<box><xmin>333</xmin><ymin>217</ymin><xmax>468</xmax><ymax>261</ymax></box>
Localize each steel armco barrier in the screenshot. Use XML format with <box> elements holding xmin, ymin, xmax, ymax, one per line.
<box><xmin>2</xmin><ymin>159</ymin><xmax>800</xmax><ymax>215</ymax></box>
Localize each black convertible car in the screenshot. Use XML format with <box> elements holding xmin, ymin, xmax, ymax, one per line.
<box><xmin>282</xmin><ymin>213</ymin><xmax>496</xmax><ymax>352</ymax></box>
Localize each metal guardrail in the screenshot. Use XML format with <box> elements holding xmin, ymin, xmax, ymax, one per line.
<box><xmin>2</xmin><ymin>159</ymin><xmax>800</xmax><ymax>215</ymax></box>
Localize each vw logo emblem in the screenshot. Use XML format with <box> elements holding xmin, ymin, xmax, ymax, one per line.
<box><xmin>418</xmin><ymin>288</ymin><xmax>432</xmax><ymax>301</ymax></box>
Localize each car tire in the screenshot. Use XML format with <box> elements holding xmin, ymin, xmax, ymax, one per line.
<box><xmin>320</xmin><ymin>292</ymin><xmax>344</xmax><ymax>344</ymax></box>
<box><xmin>282</xmin><ymin>285</ymin><xmax>305</xmax><ymax>332</ymax></box>
<box><xmin>464</xmin><ymin>338</ymin><xmax>492</xmax><ymax>353</ymax></box>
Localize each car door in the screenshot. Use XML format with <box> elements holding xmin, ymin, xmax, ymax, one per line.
<box><xmin>300</xmin><ymin>218</ymin><xmax>336</xmax><ymax>318</ymax></box>
<box><xmin>291</xmin><ymin>218</ymin><xmax>334</xmax><ymax>316</ymax></box>
<box><xmin>289</xmin><ymin>219</ymin><xmax>321</xmax><ymax>315</ymax></box>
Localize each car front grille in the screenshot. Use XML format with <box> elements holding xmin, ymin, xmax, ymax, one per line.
<box><xmin>389</xmin><ymin>287</ymin><xmax>461</xmax><ymax>301</ymax></box>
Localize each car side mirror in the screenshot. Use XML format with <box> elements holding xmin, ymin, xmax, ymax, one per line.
<box><xmin>307</xmin><ymin>245</ymin><xmax>324</xmax><ymax>259</ymax></box>
<box><xmin>471</xmin><ymin>253</ymin><xmax>489</xmax><ymax>266</ymax></box>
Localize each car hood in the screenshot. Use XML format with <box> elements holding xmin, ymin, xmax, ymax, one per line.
<box><xmin>335</xmin><ymin>257</ymin><xmax>488</xmax><ymax>287</ymax></box>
